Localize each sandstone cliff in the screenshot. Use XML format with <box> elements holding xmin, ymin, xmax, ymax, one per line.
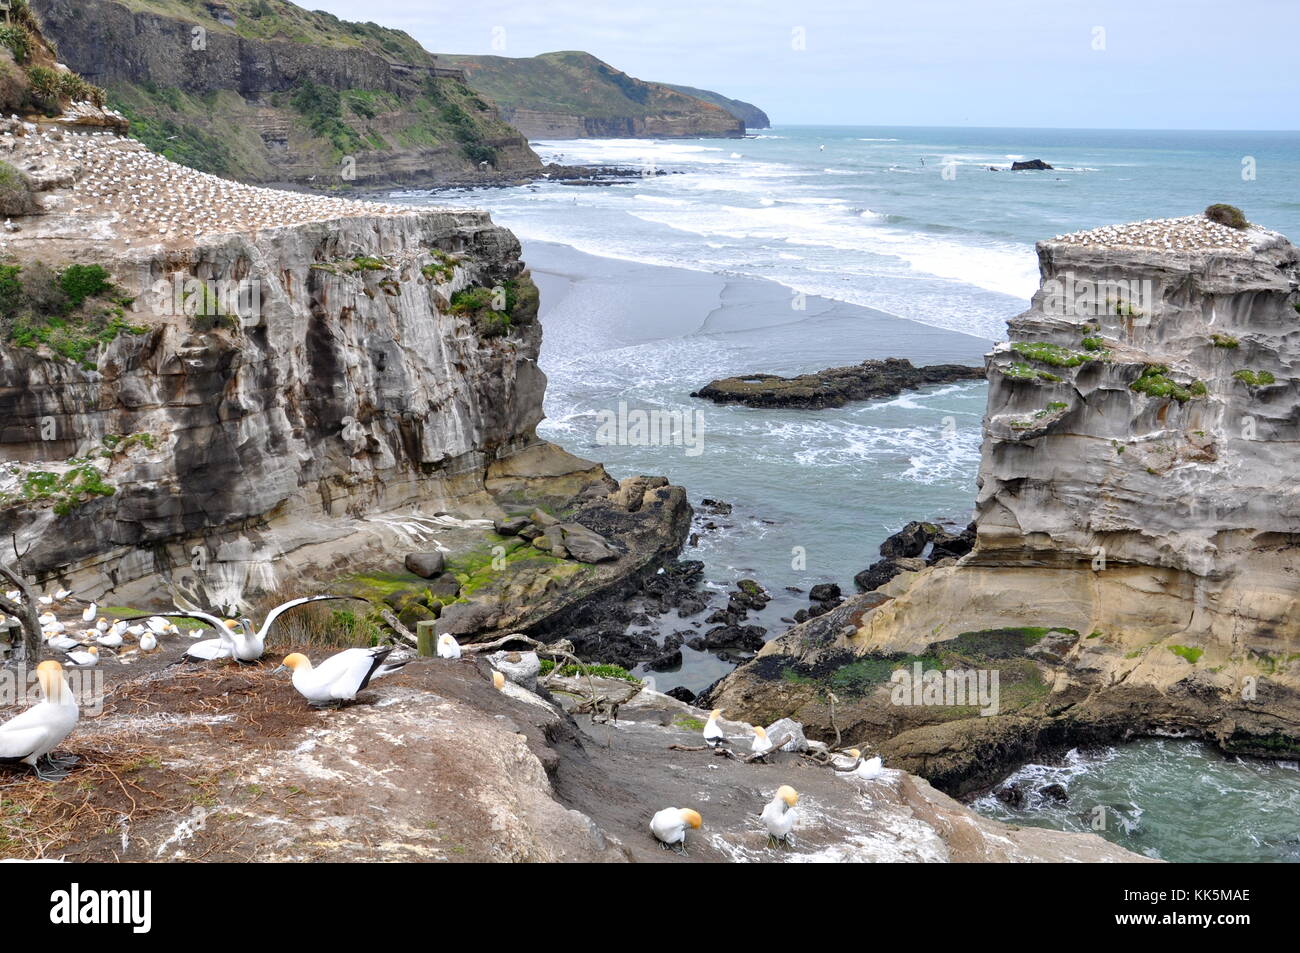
<box><xmin>29</xmin><ymin>0</ymin><xmax>541</xmax><ymax>187</ymax></box>
<box><xmin>658</xmin><ymin>83</ymin><xmax>770</xmax><ymax>130</ymax></box>
<box><xmin>442</xmin><ymin>51</ymin><xmax>747</xmax><ymax>139</ymax></box>
<box><xmin>710</xmin><ymin>214</ymin><xmax>1300</xmax><ymax>792</ymax></box>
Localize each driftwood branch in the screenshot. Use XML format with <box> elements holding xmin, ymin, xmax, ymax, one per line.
<box><xmin>827</xmin><ymin>691</ymin><xmax>842</xmax><ymax>749</ymax></box>
<box><xmin>745</xmin><ymin>733</ymin><xmax>797</xmax><ymax>763</ymax></box>
<box><xmin>0</xmin><ymin>561</ymin><xmax>43</xmax><ymax>666</ymax></box>
<box><xmin>375</xmin><ymin>608</ymin><xmax>418</xmax><ymax>646</ymax></box>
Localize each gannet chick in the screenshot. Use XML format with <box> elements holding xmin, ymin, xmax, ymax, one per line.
<box><xmin>276</xmin><ymin>646</ymin><xmax>408</xmax><ymax>706</ymax></box>
<box><xmin>751</xmin><ymin>725</ymin><xmax>773</xmax><ymax>756</ymax></box>
<box><xmin>436</xmin><ymin>633</ymin><xmax>461</xmax><ymax>659</ymax></box>
<box><xmin>63</xmin><ymin>646</ymin><xmax>99</xmax><ymax>668</ymax></box>
<box><xmin>650</xmin><ymin>807</ymin><xmax>702</xmax><ymax>853</ymax></box>
<box><xmin>760</xmin><ymin>785</ymin><xmax>799</xmax><ymax>848</ymax></box>
<box><xmin>703</xmin><ymin>708</ymin><xmax>727</xmax><ymax>747</ymax></box>
<box><xmin>492</xmin><ymin>669</ymin><xmax>506</xmax><ymax>690</ymax></box>
<box><xmin>0</xmin><ymin>661</ymin><xmax>79</xmax><ymax>781</ymax></box>
<box><xmin>839</xmin><ymin>748</ymin><xmax>884</xmax><ymax>779</ymax></box>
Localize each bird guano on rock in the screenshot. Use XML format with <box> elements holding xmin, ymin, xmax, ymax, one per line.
<box><xmin>0</xmin><ymin>661</ymin><xmax>80</xmax><ymax>781</ymax></box>
<box><xmin>650</xmin><ymin>807</ymin><xmax>703</xmax><ymax>853</ymax></box>
<box><xmin>760</xmin><ymin>785</ymin><xmax>799</xmax><ymax>849</ymax></box>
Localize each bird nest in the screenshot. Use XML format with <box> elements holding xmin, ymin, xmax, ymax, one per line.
<box><xmin>0</xmin><ymin>661</ymin><xmax>325</xmax><ymax>860</ymax></box>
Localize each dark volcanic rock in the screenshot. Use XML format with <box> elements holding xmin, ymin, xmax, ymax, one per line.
<box><xmin>854</xmin><ymin>557</ymin><xmax>924</xmax><ymax>592</ymax></box>
<box><xmin>645</xmin><ymin>648</ymin><xmax>683</xmax><ymax>672</ymax></box>
<box><xmin>1011</xmin><ymin>159</ymin><xmax>1053</xmax><ymax>171</ymax></box>
<box><xmin>808</xmin><ymin>583</ymin><xmax>841</xmax><ymax>603</ymax></box>
<box><xmin>665</xmin><ymin>685</ymin><xmax>697</xmax><ymax>703</ymax></box>
<box><xmin>879</xmin><ymin>521</ymin><xmax>933</xmax><ymax>558</ymax></box>
<box><xmin>690</xmin><ymin>358</ymin><xmax>984</xmax><ymax>410</ymax></box>
<box><xmin>1041</xmin><ymin>783</ymin><xmax>1069</xmax><ymax>803</ymax></box>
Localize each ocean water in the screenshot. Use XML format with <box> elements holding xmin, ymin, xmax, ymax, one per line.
<box><xmin>390</xmin><ymin>126</ymin><xmax>1300</xmax><ymax>860</ymax></box>
<box><xmin>971</xmin><ymin>741</ymin><xmax>1300</xmax><ymax>863</ymax></box>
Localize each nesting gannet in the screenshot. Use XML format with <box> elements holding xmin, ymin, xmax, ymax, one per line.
<box><xmin>81</xmin><ymin>603</ymin><xmax>97</xmax><ymax>623</ymax></box>
<box><xmin>0</xmin><ymin>661</ymin><xmax>79</xmax><ymax>781</ymax></box>
<box><xmin>177</xmin><ymin>619</ymin><xmax>238</xmax><ymax>662</ymax></box>
<box><xmin>838</xmin><ymin>748</ymin><xmax>884</xmax><ymax>779</ymax></box>
<box><xmin>45</xmin><ymin>632</ymin><xmax>79</xmax><ymax>652</ymax></box>
<box><xmin>138</xmin><ymin>631</ymin><xmax>157</xmax><ymax>653</ymax></box>
<box><xmin>276</xmin><ymin>646</ymin><xmax>408</xmax><ymax>706</ymax></box>
<box><xmin>95</xmin><ymin>631</ymin><xmax>123</xmax><ymax>648</ymax></box>
<box><xmin>144</xmin><ymin>595</ymin><xmax>359</xmax><ymax>662</ymax></box>
<box><xmin>703</xmin><ymin>708</ymin><xmax>727</xmax><ymax>747</ymax></box>
<box><xmin>436</xmin><ymin>633</ymin><xmax>462</xmax><ymax>659</ymax></box>
<box><xmin>760</xmin><ymin>785</ymin><xmax>799</xmax><ymax>848</ymax></box>
<box><xmin>63</xmin><ymin>646</ymin><xmax>99</xmax><ymax>668</ymax></box>
<box><xmin>492</xmin><ymin>669</ymin><xmax>506</xmax><ymax>690</ymax></box>
<box><xmin>751</xmin><ymin>726</ymin><xmax>773</xmax><ymax>756</ymax></box>
<box><xmin>650</xmin><ymin>807</ymin><xmax>703</xmax><ymax>853</ymax></box>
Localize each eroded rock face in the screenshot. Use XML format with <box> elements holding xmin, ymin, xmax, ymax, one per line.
<box><xmin>710</xmin><ymin>217</ymin><xmax>1300</xmax><ymax>790</ymax></box>
<box><xmin>0</xmin><ymin>208</ymin><xmax>556</xmax><ymax>597</ymax></box>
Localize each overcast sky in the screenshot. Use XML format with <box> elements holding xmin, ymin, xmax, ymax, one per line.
<box><xmin>307</xmin><ymin>0</ymin><xmax>1298</xmax><ymax>129</ymax></box>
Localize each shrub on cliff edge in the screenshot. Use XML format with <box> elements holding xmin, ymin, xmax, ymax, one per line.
<box><xmin>1205</xmin><ymin>203</ymin><xmax>1248</xmax><ymax>229</ymax></box>
<box><xmin>0</xmin><ymin>159</ymin><xmax>36</xmax><ymax>215</ymax></box>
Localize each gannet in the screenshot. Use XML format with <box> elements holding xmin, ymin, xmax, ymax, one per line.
<box><xmin>143</xmin><ymin>595</ymin><xmax>358</xmax><ymax>662</ymax></box>
<box><xmin>703</xmin><ymin>708</ymin><xmax>727</xmax><ymax>747</ymax></box>
<box><xmin>95</xmin><ymin>631</ymin><xmax>123</xmax><ymax>648</ymax></box>
<box><xmin>177</xmin><ymin>619</ymin><xmax>238</xmax><ymax>662</ymax></box>
<box><xmin>760</xmin><ymin>785</ymin><xmax>799</xmax><ymax>848</ymax></box>
<box><xmin>436</xmin><ymin>633</ymin><xmax>462</xmax><ymax>659</ymax></box>
<box><xmin>650</xmin><ymin>807</ymin><xmax>703</xmax><ymax>853</ymax></box>
<box><xmin>839</xmin><ymin>748</ymin><xmax>884</xmax><ymax>779</ymax></box>
<box><xmin>276</xmin><ymin>646</ymin><xmax>408</xmax><ymax>706</ymax></box>
<box><xmin>492</xmin><ymin>669</ymin><xmax>506</xmax><ymax>690</ymax></box>
<box><xmin>138</xmin><ymin>631</ymin><xmax>157</xmax><ymax>653</ymax></box>
<box><xmin>0</xmin><ymin>661</ymin><xmax>79</xmax><ymax>781</ymax></box>
<box><xmin>63</xmin><ymin>647</ymin><xmax>99</xmax><ymax>668</ymax></box>
<box><xmin>45</xmin><ymin>633</ymin><xmax>78</xmax><ymax>652</ymax></box>
<box><xmin>751</xmin><ymin>726</ymin><xmax>773</xmax><ymax>756</ymax></box>
<box><xmin>81</xmin><ymin>603</ymin><xmax>97</xmax><ymax>623</ymax></box>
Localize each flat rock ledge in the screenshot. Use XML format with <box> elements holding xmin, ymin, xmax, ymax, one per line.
<box><xmin>691</xmin><ymin>358</ymin><xmax>985</xmax><ymax>410</ymax></box>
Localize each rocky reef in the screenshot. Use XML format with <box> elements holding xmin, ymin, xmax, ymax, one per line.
<box><xmin>709</xmin><ymin>214</ymin><xmax>1300</xmax><ymax>793</ymax></box>
<box><xmin>691</xmin><ymin>357</ymin><xmax>984</xmax><ymax>410</ymax></box>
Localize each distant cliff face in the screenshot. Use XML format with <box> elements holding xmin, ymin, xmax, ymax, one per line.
<box><xmin>710</xmin><ymin>215</ymin><xmax>1300</xmax><ymax>791</ymax></box>
<box><xmin>29</xmin><ymin>0</ymin><xmax>541</xmax><ymax>186</ymax></box>
<box><xmin>658</xmin><ymin>83</ymin><xmax>770</xmax><ymax>129</ymax></box>
<box><xmin>443</xmin><ymin>51</ymin><xmax>747</xmax><ymax>139</ymax></box>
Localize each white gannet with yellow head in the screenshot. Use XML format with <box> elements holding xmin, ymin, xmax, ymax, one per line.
<box><xmin>63</xmin><ymin>646</ymin><xmax>99</xmax><ymax>668</ymax></box>
<box><xmin>650</xmin><ymin>807</ymin><xmax>703</xmax><ymax>853</ymax></box>
<box><xmin>760</xmin><ymin>785</ymin><xmax>799</xmax><ymax>848</ymax></box>
<box><xmin>751</xmin><ymin>725</ymin><xmax>773</xmax><ymax>756</ymax></box>
<box><xmin>436</xmin><ymin>634</ymin><xmax>462</xmax><ymax>659</ymax></box>
<box><xmin>838</xmin><ymin>748</ymin><xmax>884</xmax><ymax>779</ymax></box>
<box><xmin>0</xmin><ymin>661</ymin><xmax>79</xmax><ymax>781</ymax></box>
<box><xmin>492</xmin><ymin>669</ymin><xmax>506</xmax><ymax>691</ymax></box>
<box><xmin>275</xmin><ymin>646</ymin><xmax>408</xmax><ymax>706</ymax></box>
<box><xmin>703</xmin><ymin>708</ymin><xmax>726</xmax><ymax>748</ymax></box>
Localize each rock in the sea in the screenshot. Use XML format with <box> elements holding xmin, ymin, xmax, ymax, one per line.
<box><xmin>1040</xmin><ymin>783</ymin><xmax>1069</xmax><ymax>803</ymax></box>
<box><xmin>691</xmin><ymin>358</ymin><xmax>984</xmax><ymax>410</ymax></box>
<box><xmin>809</xmin><ymin>582</ymin><xmax>842</xmax><ymax>603</ymax></box>
<box><xmin>665</xmin><ymin>686</ymin><xmax>697</xmax><ymax>703</ymax></box>
<box><xmin>489</xmin><ymin>650</ymin><xmax>542</xmax><ymax>692</ymax></box>
<box><xmin>404</xmin><ymin>552</ymin><xmax>446</xmax><ymax>578</ymax></box>
<box><xmin>645</xmin><ymin>648</ymin><xmax>683</xmax><ymax>672</ymax></box>
<box><xmin>1011</xmin><ymin>158</ymin><xmax>1053</xmax><ymax>170</ymax></box>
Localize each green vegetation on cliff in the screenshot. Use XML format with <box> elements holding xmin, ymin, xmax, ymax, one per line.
<box><xmin>32</xmin><ymin>0</ymin><xmax>540</xmax><ymax>186</ymax></box>
<box><xmin>442</xmin><ymin>50</ymin><xmax>745</xmax><ymax>138</ymax></box>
